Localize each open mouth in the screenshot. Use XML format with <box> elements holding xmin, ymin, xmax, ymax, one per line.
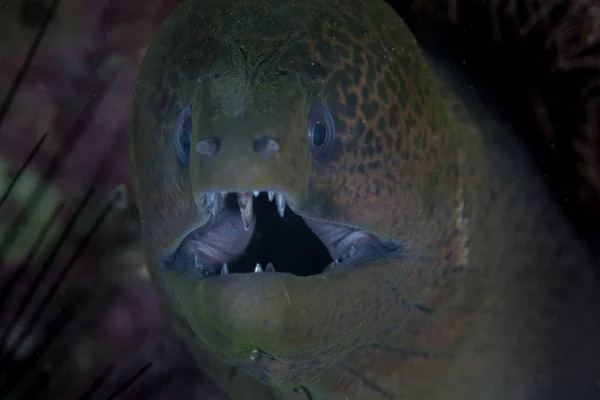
<box><xmin>165</xmin><ymin>191</ymin><xmax>399</xmax><ymax>279</ymax></box>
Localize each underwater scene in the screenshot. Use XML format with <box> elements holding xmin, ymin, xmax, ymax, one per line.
<box><xmin>1</xmin><ymin>0</ymin><xmax>599</xmax><ymax>399</ymax></box>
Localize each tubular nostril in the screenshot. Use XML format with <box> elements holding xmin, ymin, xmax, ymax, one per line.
<box><xmin>196</xmin><ymin>136</ymin><xmax>221</xmax><ymax>156</ymax></box>
<box><xmin>253</xmin><ymin>135</ymin><xmax>280</xmax><ymax>157</ymax></box>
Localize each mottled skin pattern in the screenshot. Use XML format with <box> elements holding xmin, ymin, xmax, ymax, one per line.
<box><xmin>129</xmin><ymin>0</ymin><xmax>600</xmax><ymax>399</ymax></box>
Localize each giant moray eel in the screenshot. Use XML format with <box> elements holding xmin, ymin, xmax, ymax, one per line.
<box><xmin>129</xmin><ymin>0</ymin><xmax>600</xmax><ymax>398</ymax></box>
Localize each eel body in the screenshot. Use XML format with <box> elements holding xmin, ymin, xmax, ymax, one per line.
<box><xmin>129</xmin><ymin>0</ymin><xmax>600</xmax><ymax>398</ymax></box>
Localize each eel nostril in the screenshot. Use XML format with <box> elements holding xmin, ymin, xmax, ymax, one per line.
<box><xmin>196</xmin><ymin>136</ymin><xmax>221</xmax><ymax>156</ymax></box>
<box><xmin>253</xmin><ymin>135</ymin><xmax>280</xmax><ymax>157</ymax></box>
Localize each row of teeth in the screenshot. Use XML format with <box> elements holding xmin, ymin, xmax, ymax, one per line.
<box><xmin>324</xmin><ymin>246</ymin><xmax>357</xmax><ymax>271</ymax></box>
<box><xmin>220</xmin><ymin>262</ymin><xmax>276</xmax><ymax>275</ymax></box>
<box><xmin>206</xmin><ymin>191</ymin><xmax>287</xmax><ymax>230</ymax></box>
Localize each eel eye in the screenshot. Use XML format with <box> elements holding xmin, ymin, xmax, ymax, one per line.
<box><xmin>307</xmin><ymin>102</ymin><xmax>335</xmax><ymax>161</ymax></box>
<box><xmin>173</xmin><ymin>104</ymin><xmax>192</xmax><ymax>165</ymax></box>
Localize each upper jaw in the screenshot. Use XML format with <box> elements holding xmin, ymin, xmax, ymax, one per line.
<box><xmin>164</xmin><ymin>189</ymin><xmax>299</xmax><ymax>279</ymax></box>
<box><xmin>201</xmin><ymin>189</ymin><xmax>294</xmax><ymax>230</ymax></box>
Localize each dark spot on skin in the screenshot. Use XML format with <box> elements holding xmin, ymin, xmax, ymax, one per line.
<box><xmin>355</xmin><ymin>119</ymin><xmax>367</xmax><ymax>135</ymax></box>
<box><xmin>377</xmin><ymin>80</ymin><xmax>388</xmax><ymax>102</ymax></box>
<box><xmin>377</xmin><ymin>116</ymin><xmax>386</xmax><ymax>131</ymax></box>
<box><xmin>383</xmin><ymin>132</ymin><xmax>393</xmax><ymax>148</ymax></box>
<box><xmin>385</xmin><ymin>171</ymin><xmax>397</xmax><ymax>183</ymax></box>
<box><xmin>361</xmin><ymin>143</ymin><xmax>374</xmax><ymax>158</ymax></box>
<box><xmin>308</xmin><ymin>60</ymin><xmax>329</xmax><ymax>77</ymax></box>
<box><xmin>329</xmin><ymin>139</ymin><xmax>344</xmax><ymax>163</ymax></box>
<box><xmin>375</xmin><ymin>59</ymin><xmax>383</xmax><ymax>76</ymax></box>
<box><xmin>346</xmin><ymin>64</ymin><xmax>360</xmax><ymax>85</ymax></box>
<box><xmin>389</xmin><ymin>105</ymin><xmax>399</xmax><ymax>130</ymax></box>
<box><xmin>361</xmin><ymin>86</ymin><xmax>370</xmax><ymax>100</ymax></box>
<box><xmin>415</xmin><ymin>303</ymin><xmax>434</xmax><ymax>314</ymax></box>
<box><xmin>416</xmin><ymin>86</ymin><xmax>426</xmax><ymax>104</ymax></box>
<box><xmin>366</xmin><ymin>54</ymin><xmax>377</xmax><ymax>84</ymax></box>
<box><xmin>335</xmin><ymin>118</ymin><xmax>348</xmax><ymax>132</ymax></box>
<box><xmin>404</xmin><ymin>112</ymin><xmax>417</xmax><ymax>133</ymax></box>
<box><xmin>357</xmin><ymin>164</ymin><xmax>365</xmax><ymax>174</ymax></box>
<box><xmin>374</xmin><ymin>180</ymin><xmax>382</xmax><ymax>195</ymax></box>
<box><xmin>414</xmin><ymin>101</ymin><xmax>423</xmax><ymax>118</ymax></box>
<box><xmin>333</xmin><ymin>29</ymin><xmax>351</xmax><ymax>45</ymax></box>
<box><xmin>346</xmin><ymin>93</ymin><xmax>358</xmax><ymax>116</ymax></box>
<box><xmin>397</xmin><ymin>76</ymin><xmax>409</xmax><ymax>111</ymax></box>
<box><xmin>363</xmin><ymin>101</ymin><xmax>378</xmax><ymax>121</ymax></box>
<box><xmin>374</xmin><ymin>137</ymin><xmax>383</xmax><ymax>154</ymax></box>
<box><xmin>385</xmin><ymin>71</ymin><xmax>398</xmax><ymax>94</ymax></box>
<box><xmin>368</xmin><ymin>161</ymin><xmax>381</xmax><ymax>170</ymax></box>
<box><xmin>364</xmin><ymin>129</ymin><xmax>374</xmax><ymax>144</ymax></box>
<box><xmin>332</xmin><ymin>44</ymin><xmax>350</xmax><ymax>60</ymax></box>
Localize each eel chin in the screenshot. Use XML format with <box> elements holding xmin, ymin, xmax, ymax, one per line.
<box><xmin>166</xmin><ymin>191</ymin><xmax>398</xmax><ymax>280</ymax></box>
<box><xmin>160</xmin><ymin>191</ymin><xmax>403</xmax><ymax>386</ymax></box>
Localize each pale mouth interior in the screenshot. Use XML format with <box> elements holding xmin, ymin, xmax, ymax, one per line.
<box><xmin>165</xmin><ymin>191</ymin><xmax>398</xmax><ymax>279</ymax></box>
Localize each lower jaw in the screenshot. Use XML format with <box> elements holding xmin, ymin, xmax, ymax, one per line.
<box><xmin>159</xmin><ymin>258</ymin><xmax>400</xmax><ymax>364</ymax></box>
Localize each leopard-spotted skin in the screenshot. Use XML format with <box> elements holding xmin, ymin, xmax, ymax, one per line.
<box><xmin>129</xmin><ymin>0</ymin><xmax>600</xmax><ymax>399</ymax></box>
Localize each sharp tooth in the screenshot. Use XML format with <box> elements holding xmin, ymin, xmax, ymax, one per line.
<box><xmin>213</xmin><ymin>199</ymin><xmax>223</xmax><ymax>216</ymax></box>
<box><xmin>267</xmin><ymin>191</ymin><xmax>275</xmax><ymax>202</ymax></box>
<box><xmin>253</xmin><ymin>190</ymin><xmax>260</xmax><ymax>197</ymax></box>
<box><xmin>221</xmin><ymin>263</ymin><xmax>229</xmax><ymax>275</ymax></box>
<box><xmin>347</xmin><ymin>246</ymin><xmax>357</xmax><ymax>259</ymax></box>
<box><xmin>275</xmin><ymin>194</ymin><xmax>286</xmax><ymax>217</ymax></box>
<box><xmin>208</xmin><ymin>192</ymin><xmax>222</xmax><ymax>217</ymax></box>
<box><xmin>207</xmin><ymin>192</ymin><xmax>216</xmax><ymax>204</ymax></box>
<box><xmin>237</xmin><ymin>192</ymin><xmax>253</xmax><ymax>231</ymax></box>
<box><xmin>265</xmin><ymin>263</ymin><xmax>275</xmax><ymax>272</ymax></box>
<box><xmin>254</xmin><ymin>263</ymin><xmax>263</xmax><ymax>273</ymax></box>
<box><xmin>220</xmin><ymin>191</ymin><xmax>227</xmax><ymax>200</ymax></box>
